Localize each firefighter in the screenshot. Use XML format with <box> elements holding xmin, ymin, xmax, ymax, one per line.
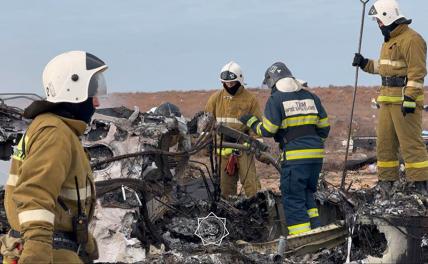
<box><xmin>352</xmin><ymin>0</ymin><xmax>428</xmax><ymax>194</ymax></box>
<box><xmin>1</xmin><ymin>51</ymin><xmax>107</xmax><ymax>263</ymax></box>
<box><xmin>239</xmin><ymin>62</ymin><xmax>330</xmax><ymax>235</ymax></box>
<box><xmin>205</xmin><ymin>61</ymin><xmax>262</xmax><ymax>197</ymax></box>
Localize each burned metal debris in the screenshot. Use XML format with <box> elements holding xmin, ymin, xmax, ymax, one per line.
<box><xmin>1</xmin><ymin>99</ymin><xmax>428</xmax><ymax>263</ymax></box>
<box><xmin>0</xmin><ymin>95</ymin><xmax>31</xmax><ymax>161</ymax></box>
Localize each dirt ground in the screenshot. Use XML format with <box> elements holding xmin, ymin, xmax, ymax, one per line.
<box><xmin>104</xmin><ymin>86</ymin><xmax>428</xmax><ymax>192</ymax></box>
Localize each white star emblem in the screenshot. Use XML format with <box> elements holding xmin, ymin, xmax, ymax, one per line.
<box><xmin>194</xmin><ymin>212</ymin><xmax>229</xmax><ymax>246</ymax></box>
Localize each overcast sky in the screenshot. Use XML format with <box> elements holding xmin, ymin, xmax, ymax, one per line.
<box><xmin>0</xmin><ymin>0</ymin><xmax>427</xmax><ymax>96</ymax></box>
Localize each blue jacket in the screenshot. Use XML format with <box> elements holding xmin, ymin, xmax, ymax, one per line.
<box><xmin>249</xmin><ymin>82</ymin><xmax>330</xmax><ymax>164</ymax></box>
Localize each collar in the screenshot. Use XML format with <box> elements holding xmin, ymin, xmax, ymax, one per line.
<box><xmin>275</xmin><ymin>78</ymin><xmax>302</xmax><ymax>93</ymax></box>
<box><xmin>390</xmin><ymin>24</ymin><xmax>408</xmax><ymax>39</ymax></box>
<box><xmin>57</xmin><ymin>115</ymin><xmax>87</xmax><ymax>136</ymax></box>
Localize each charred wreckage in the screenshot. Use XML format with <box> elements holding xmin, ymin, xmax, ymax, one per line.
<box><xmin>0</xmin><ymin>94</ymin><xmax>427</xmax><ymax>263</ymax></box>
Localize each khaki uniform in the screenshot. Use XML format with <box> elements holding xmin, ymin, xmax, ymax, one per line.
<box><xmin>205</xmin><ymin>86</ymin><xmax>262</xmax><ymax>197</ymax></box>
<box><xmin>363</xmin><ymin>24</ymin><xmax>428</xmax><ymax>181</ymax></box>
<box><xmin>3</xmin><ymin>113</ymin><xmax>97</xmax><ymax>263</ymax></box>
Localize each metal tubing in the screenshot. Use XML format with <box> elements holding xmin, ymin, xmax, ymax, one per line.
<box><xmin>341</xmin><ymin>0</ymin><xmax>370</xmax><ymax>190</ymax></box>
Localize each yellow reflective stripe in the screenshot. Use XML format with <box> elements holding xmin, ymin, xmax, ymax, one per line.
<box><xmin>317</xmin><ymin>117</ymin><xmax>329</xmax><ymax>128</ymax></box>
<box><xmin>403</xmin><ymin>101</ymin><xmax>416</xmax><ymax>108</ymax></box>
<box><xmin>373</xmin><ymin>60</ymin><xmax>380</xmax><ymax>74</ymax></box>
<box><xmin>216</xmin><ymin>117</ymin><xmax>241</xmax><ymax>124</ymax></box>
<box><xmin>307</xmin><ymin>208</ymin><xmax>319</xmax><ymax>218</ymax></box>
<box><xmin>12</xmin><ymin>135</ymin><xmax>28</xmax><ymax>161</ymax></box>
<box><xmin>377</xmin><ymin>96</ymin><xmax>402</xmax><ymax>103</ymax></box>
<box><xmin>288</xmin><ymin>222</ymin><xmax>311</xmax><ymax>235</ymax></box>
<box><xmin>256</xmin><ymin>122</ymin><xmax>262</xmax><ymax>136</ymax></box>
<box><xmin>18</xmin><ymin>209</ymin><xmax>55</xmax><ymax>225</ymax></box>
<box><xmin>247</xmin><ymin>116</ymin><xmax>258</xmax><ymax>127</ymax></box>
<box><xmin>281</xmin><ymin>115</ymin><xmax>319</xmax><ymax>129</ymax></box>
<box><xmin>405</xmin><ymin>161</ymin><xmax>428</xmax><ymax>169</ymax></box>
<box><xmin>216</xmin><ymin>148</ymin><xmax>234</xmax><ymax>156</ymax></box>
<box><xmin>262</xmin><ymin>117</ymin><xmax>279</xmax><ymax>133</ymax></box>
<box><xmin>407</xmin><ymin>80</ymin><xmax>424</xmax><ymax>89</ymax></box>
<box><xmin>285</xmin><ymin>149</ymin><xmax>325</xmax><ymax>160</ymax></box>
<box><xmin>379</xmin><ymin>59</ymin><xmax>406</xmax><ymax>67</ymax></box>
<box><xmin>60</xmin><ymin>186</ymin><xmax>92</xmax><ymax>201</ymax></box>
<box><xmin>377</xmin><ymin>160</ymin><xmax>399</xmax><ymax>168</ymax></box>
<box><xmin>6</xmin><ymin>174</ymin><xmax>18</xmax><ymax>186</ymax></box>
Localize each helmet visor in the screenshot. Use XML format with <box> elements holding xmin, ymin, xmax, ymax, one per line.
<box><xmin>88</xmin><ymin>72</ymin><xmax>107</xmax><ymax>97</ymax></box>
<box><xmin>220</xmin><ymin>71</ymin><xmax>237</xmax><ymax>82</ymax></box>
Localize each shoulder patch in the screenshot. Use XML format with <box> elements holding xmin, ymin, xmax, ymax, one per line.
<box><xmin>283</xmin><ymin>99</ymin><xmax>318</xmax><ymax>116</ymax></box>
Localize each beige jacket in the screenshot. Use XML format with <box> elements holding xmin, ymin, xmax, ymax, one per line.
<box><xmin>364</xmin><ymin>24</ymin><xmax>427</xmax><ymax>104</ymax></box>
<box><xmin>5</xmin><ymin>113</ymin><xmax>96</xmax><ymax>263</ymax></box>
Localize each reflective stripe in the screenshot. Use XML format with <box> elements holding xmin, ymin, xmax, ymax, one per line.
<box><xmin>60</xmin><ymin>186</ymin><xmax>92</xmax><ymax>201</ymax></box>
<box><xmin>288</xmin><ymin>222</ymin><xmax>311</xmax><ymax>235</ymax></box>
<box><xmin>403</xmin><ymin>101</ymin><xmax>416</xmax><ymax>108</ymax></box>
<box><xmin>317</xmin><ymin>117</ymin><xmax>330</xmax><ymax>128</ymax></box>
<box><xmin>216</xmin><ymin>148</ymin><xmax>234</xmax><ymax>156</ymax></box>
<box><xmin>379</xmin><ymin>59</ymin><xmax>406</xmax><ymax>68</ymax></box>
<box><xmin>377</xmin><ymin>95</ymin><xmax>424</xmax><ymax>102</ymax></box>
<box><xmin>405</xmin><ymin>161</ymin><xmax>428</xmax><ymax>169</ymax></box>
<box><xmin>18</xmin><ymin>209</ymin><xmax>55</xmax><ymax>225</ymax></box>
<box><xmin>407</xmin><ymin>80</ymin><xmax>424</xmax><ymax>89</ymax></box>
<box><xmin>285</xmin><ymin>149</ymin><xmax>325</xmax><ymax>160</ymax></box>
<box><xmin>6</xmin><ymin>174</ymin><xmax>18</xmax><ymax>186</ymax></box>
<box><xmin>373</xmin><ymin>60</ymin><xmax>380</xmax><ymax>74</ymax></box>
<box><xmin>12</xmin><ymin>135</ymin><xmax>28</xmax><ymax>161</ymax></box>
<box><xmin>281</xmin><ymin>115</ymin><xmax>319</xmax><ymax>129</ymax></box>
<box><xmin>307</xmin><ymin>208</ymin><xmax>319</xmax><ymax>218</ymax></box>
<box><xmin>262</xmin><ymin>117</ymin><xmax>279</xmax><ymax>133</ymax></box>
<box><xmin>256</xmin><ymin>122</ymin><xmax>262</xmax><ymax>136</ymax></box>
<box><xmin>246</xmin><ymin>116</ymin><xmax>258</xmax><ymax>127</ymax></box>
<box><xmin>216</xmin><ymin>117</ymin><xmax>241</xmax><ymax>124</ymax></box>
<box><xmin>377</xmin><ymin>96</ymin><xmax>402</xmax><ymax>103</ymax></box>
<box><xmin>377</xmin><ymin>160</ymin><xmax>399</xmax><ymax>168</ymax></box>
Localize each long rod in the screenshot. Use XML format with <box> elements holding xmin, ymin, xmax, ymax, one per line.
<box><xmin>341</xmin><ymin>0</ymin><xmax>369</xmax><ymax>190</ymax></box>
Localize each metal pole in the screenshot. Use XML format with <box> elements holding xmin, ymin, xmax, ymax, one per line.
<box><xmin>341</xmin><ymin>0</ymin><xmax>370</xmax><ymax>190</ymax></box>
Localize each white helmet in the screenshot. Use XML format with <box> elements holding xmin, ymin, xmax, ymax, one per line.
<box><xmin>219</xmin><ymin>61</ymin><xmax>245</xmax><ymax>86</ymax></box>
<box><xmin>368</xmin><ymin>0</ymin><xmax>406</xmax><ymax>26</ymax></box>
<box><xmin>42</xmin><ymin>51</ymin><xmax>108</xmax><ymax>103</ymax></box>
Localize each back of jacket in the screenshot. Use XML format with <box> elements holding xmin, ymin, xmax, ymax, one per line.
<box><xmin>5</xmin><ymin>113</ymin><xmax>95</xmax><ymax>251</ymax></box>
<box><xmin>257</xmin><ymin>89</ymin><xmax>330</xmax><ymax>165</ymax></box>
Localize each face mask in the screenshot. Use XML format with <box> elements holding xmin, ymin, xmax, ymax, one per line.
<box><xmin>223</xmin><ymin>82</ymin><xmax>241</xmax><ymax>95</ymax></box>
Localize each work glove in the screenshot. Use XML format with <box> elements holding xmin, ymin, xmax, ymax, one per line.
<box><xmin>401</xmin><ymin>95</ymin><xmax>416</xmax><ymax>116</ymax></box>
<box><xmin>239</xmin><ymin>114</ymin><xmax>259</xmax><ymax>129</ymax></box>
<box><xmin>352</xmin><ymin>53</ymin><xmax>369</xmax><ymax>69</ymax></box>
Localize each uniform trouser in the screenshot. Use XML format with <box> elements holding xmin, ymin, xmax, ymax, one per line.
<box><xmin>377</xmin><ymin>104</ymin><xmax>428</xmax><ymax>181</ymax></box>
<box><xmin>220</xmin><ymin>152</ymin><xmax>261</xmax><ymax>197</ymax></box>
<box><xmin>280</xmin><ymin>163</ymin><xmax>322</xmax><ymax>235</ymax></box>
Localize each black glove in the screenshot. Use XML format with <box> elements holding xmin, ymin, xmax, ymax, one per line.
<box><xmin>352</xmin><ymin>53</ymin><xmax>369</xmax><ymax>69</ymax></box>
<box><xmin>239</xmin><ymin>114</ymin><xmax>259</xmax><ymax>128</ymax></box>
<box><xmin>401</xmin><ymin>95</ymin><xmax>416</xmax><ymax>116</ymax></box>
